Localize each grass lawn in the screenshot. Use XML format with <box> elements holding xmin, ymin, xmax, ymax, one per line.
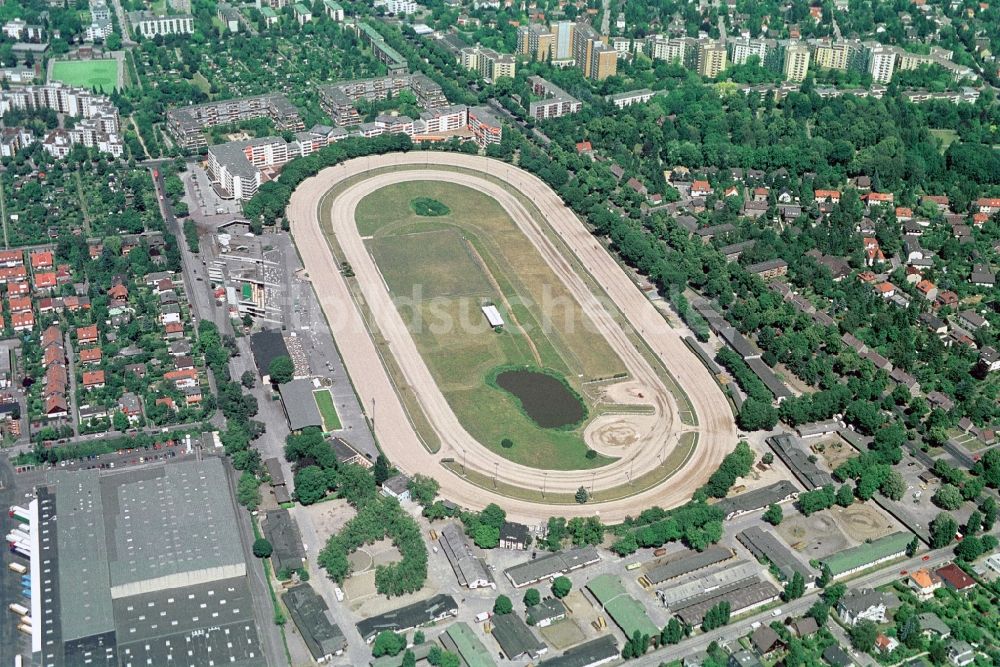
<box><xmin>930</xmin><ymin>128</ymin><xmax>959</xmax><ymax>153</ymax></box>
<box><xmin>51</xmin><ymin>59</ymin><xmax>120</xmax><ymax>91</ymax></box>
<box><xmin>356</xmin><ymin>180</ymin><xmax>627</xmax><ymax>470</ymax></box>
<box><xmin>313</xmin><ymin>389</ymin><xmax>342</xmax><ymax>431</ymax></box>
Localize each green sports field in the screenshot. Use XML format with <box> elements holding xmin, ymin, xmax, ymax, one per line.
<box><xmin>51</xmin><ymin>59</ymin><xmax>121</xmax><ymax>91</ymax></box>
<box><xmin>357</xmin><ymin>180</ymin><xmax>628</xmax><ymax>470</ymax></box>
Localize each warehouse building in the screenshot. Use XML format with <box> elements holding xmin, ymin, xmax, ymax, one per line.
<box><xmin>644</xmin><ymin>545</ymin><xmax>733</xmax><ymax>586</ymax></box>
<box><xmin>673</xmin><ymin>579</ymin><xmax>780</xmax><ymax>626</ymax></box>
<box><xmin>356</xmin><ymin>594</ymin><xmax>458</xmax><ymax>642</ymax></box>
<box><xmin>32</xmin><ymin>457</ymin><xmax>263</xmax><ymax>667</ymax></box>
<box><xmin>820</xmin><ymin>532</ymin><xmax>912</xmax><ymax>579</ymax></box>
<box><xmin>587</xmin><ymin>575</ymin><xmax>659</xmax><ymax>639</ymax></box>
<box><xmin>278</xmin><ymin>379</ymin><xmax>324</xmax><ymax>432</ymax></box>
<box><xmin>439</xmin><ymin>523</ymin><xmax>494</xmax><ymax>589</ymax></box>
<box><xmin>283</xmin><ymin>583</ymin><xmax>347</xmax><ymax>661</ymax></box>
<box><xmin>439</xmin><ymin>622</ymin><xmax>496</xmax><ymax>667</ymax></box>
<box><xmin>656</xmin><ymin>560</ymin><xmax>760</xmax><ymax>608</ymax></box>
<box><xmin>504</xmin><ymin>545</ymin><xmax>600</xmax><ymax>587</ymax></box>
<box><xmin>737</xmin><ymin>526</ymin><xmax>814</xmax><ymax>585</ymax></box>
<box><xmin>766</xmin><ymin>434</ymin><xmax>835</xmax><ymax>489</ymax></box>
<box><xmin>490</xmin><ymin>613</ymin><xmax>547</xmax><ymax>660</ymax></box>
<box><xmin>715</xmin><ymin>481</ymin><xmax>799</xmax><ymax>520</ymax></box>
<box><xmin>539</xmin><ymin>635</ymin><xmax>619</xmax><ymax>667</ymax></box>
<box><xmin>263</xmin><ymin>509</ymin><xmax>306</xmax><ymax>576</ymax></box>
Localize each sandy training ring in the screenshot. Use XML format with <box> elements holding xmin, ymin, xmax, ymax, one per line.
<box><xmin>287</xmin><ymin>152</ymin><xmax>737</xmax><ymax>523</ymax></box>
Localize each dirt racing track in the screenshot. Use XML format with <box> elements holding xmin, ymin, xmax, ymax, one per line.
<box><xmin>287</xmin><ymin>152</ymin><xmax>737</xmax><ymax>523</ymax></box>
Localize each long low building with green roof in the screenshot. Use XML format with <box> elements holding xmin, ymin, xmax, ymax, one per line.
<box><xmin>587</xmin><ymin>574</ymin><xmax>659</xmax><ymax>638</ymax></box>
<box><xmin>820</xmin><ymin>532</ymin><xmax>913</xmax><ymax>579</ymax></box>
<box><xmin>440</xmin><ymin>622</ymin><xmax>496</xmax><ymax>667</ymax></box>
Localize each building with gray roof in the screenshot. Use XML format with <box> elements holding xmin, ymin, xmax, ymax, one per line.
<box><xmin>746</xmin><ymin>357</ymin><xmax>793</xmax><ymax>400</ymax></box>
<box><xmin>737</xmin><ymin>526</ymin><xmax>814</xmax><ymax>584</ymax></box>
<box><xmin>656</xmin><ymin>560</ymin><xmax>760</xmax><ymax>608</ymax></box>
<box><xmin>766</xmin><ymin>434</ymin><xmax>835</xmax><ymax>489</ymax></box>
<box><xmin>33</xmin><ymin>457</ymin><xmax>263</xmax><ymax>667</ymax></box>
<box><xmin>283</xmin><ymin>583</ymin><xmax>347</xmax><ymax>661</ymax></box>
<box><xmin>439</xmin><ymin>522</ymin><xmax>493</xmax><ymax>589</ymax></box>
<box><xmin>525</xmin><ymin>597</ymin><xmax>567</xmax><ymax>627</ymax></box>
<box><xmin>490</xmin><ymin>613</ymin><xmax>547</xmax><ymax>660</ymax></box>
<box><xmin>715</xmin><ymin>481</ymin><xmax>799</xmax><ymax>520</ymax></box>
<box><xmin>278</xmin><ymin>379</ymin><xmax>324</xmax><ymax>431</ymax></box>
<box><xmin>539</xmin><ymin>636</ymin><xmax>618</xmax><ymax>667</ymax></box>
<box><xmin>356</xmin><ymin>594</ymin><xmax>458</xmax><ymax>642</ymax></box>
<box><xmin>673</xmin><ymin>579</ymin><xmax>780</xmax><ymax>626</ymax></box>
<box><xmin>504</xmin><ymin>545</ymin><xmax>599</xmax><ymax>587</ymax></box>
<box><xmin>250</xmin><ymin>328</ymin><xmax>290</xmax><ymax>382</ymax></box>
<box><xmin>263</xmin><ymin>509</ymin><xmax>306</xmax><ymax>575</ymax></box>
<box><xmin>645</xmin><ymin>545</ymin><xmax>733</xmax><ymax>585</ymax></box>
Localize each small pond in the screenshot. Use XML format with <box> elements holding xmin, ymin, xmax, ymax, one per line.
<box><xmin>494</xmin><ymin>370</ymin><xmax>586</xmax><ymax>429</ymax></box>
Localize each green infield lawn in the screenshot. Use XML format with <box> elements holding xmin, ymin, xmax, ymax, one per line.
<box><xmin>357</xmin><ymin>180</ymin><xmax>627</xmax><ymax>470</ymax></box>
<box><xmin>313</xmin><ymin>389</ymin><xmax>342</xmax><ymax>431</ymax></box>
<box><xmin>51</xmin><ymin>59</ymin><xmax>121</xmax><ymax>91</ymax></box>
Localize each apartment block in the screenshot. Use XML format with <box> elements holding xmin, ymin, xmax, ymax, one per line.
<box><xmin>812</xmin><ymin>40</ymin><xmax>858</xmax><ymax>70</ymax></box>
<box><xmin>128</xmin><ymin>11</ymin><xmax>194</xmax><ymax>37</ymax></box>
<box><xmin>322</xmin><ymin>0</ymin><xmax>344</xmax><ymax>21</ymax></box>
<box><xmin>208</xmin><ymin>137</ymin><xmax>295</xmax><ymax>200</ymax></box>
<box><xmin>866</xmin><ymin>45</ymin><xmax>897</xmax><ymax>84</ymax></box>
<box><xmin>354</xmin><ymin>22</ymin><xmax>408</xmax><ymax>74</ymax></box>
<box><xmin>605</xmin><ymin>89</ymin><xmax>654</xmax><ymax>109</ymax></box>
<box><xmin>460</xmin><ymin>46</ymin><xmax>515</xmax><ymax>81</ymax></box>
<box><xmin>698</xmin><ymin>41</ymin><xmax>728</xmax><ymax>78</ymax></box>
<box><xmin>526</xmin><ymin>75</ymin><xmax>582</xmax><ymax>119</ymax></box>
<box><xmin>517</xmin><ymin>23</ymin><xmax>554</xmax><ymax>61</ymax></box>
<box><xmin>588</xmin><ymin>42</ymin><xmax>617</xmax><ymax>81</ymax></box>
<box><xmin>467</xmin><ymin>106</ymin><xmax>502</xmax><ymax>147</ymax></box>
<box><xmin>550</xmin><ymin>20</ymin><xmax>575</xmax><ymax>61</ymax></box>
<box><xmin>165</xmin><ymin>94</ymin><xmax>303</xmax><ymax>150</ymax></box>
<box><xmin>645</xmin><ymin>36</ymin><xmax>691</xmax><ymax>64</ymax></box>
<box><xmin>783</xmin><ymin>42</ymin><xmax>811</xmax><ymax>81</ymax></box>
<box><xmin>317</xmin><ymin>73</ymin><xmax>446</xmax><ymax>126</ymax></box>
<box><xmin>729</xmin><ymin>38</ymin><xmax>769</xmax><ymax>65</ymax></box>
<box><xmin>572</xmin><ymin>22</ymin><xmax>616</xmax><ymax>80</ymax></box>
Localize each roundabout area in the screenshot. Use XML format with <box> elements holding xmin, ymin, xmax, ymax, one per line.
<box><xmin>287</xmin><ymin>152</ymin><xmax>737</xmax><ymax>522</ymax></box>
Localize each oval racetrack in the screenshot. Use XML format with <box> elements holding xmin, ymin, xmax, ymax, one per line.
<box><xmin>287</xmin><ymin>152</ymin><xmax>737</xmax><ymax>523</ymax></box>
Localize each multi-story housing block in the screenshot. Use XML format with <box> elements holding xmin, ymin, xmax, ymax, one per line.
<box><xmin>527</xmin><ymin>76</ymin><xmax>582</xmax><ymax>119</ymax></box>
<box><xmin>128</xmin><ymin>11</ymin><xmax>194</xmax><ymax>37</ymax></box>
<box><xmin>166</xmin><ymin>94</ymin><xmax>303</xmax><ymax>150</ymax></box>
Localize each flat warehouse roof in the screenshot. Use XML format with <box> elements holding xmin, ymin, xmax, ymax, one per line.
<box><xmin>645</xmin><ymin>545</ymin><xmax>733</xmax><ymax>585</ymax></box>
<box><xmin>504</xmin><ymin>546</ymin><xmax>599</xmax><ymax>587</ymax></box>
<box><xmin>587</xmin><ymin>574</ymin><xmax>659</xmax><ymax>638</ymax></box>
<box><xmin>715</xmin><ymin>480</ymin><xmax>798</xmax><ymax>518</ymax></box>
<box><xmin>737</xmin><ymin>526</ymin><xmax>814</xmax><ymax>582</ymax></box>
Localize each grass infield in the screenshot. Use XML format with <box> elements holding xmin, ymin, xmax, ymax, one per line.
<box><xmin>51</xmin><ymin>59</ymin><xmax>120</xmax><ymax>91</ymax></box>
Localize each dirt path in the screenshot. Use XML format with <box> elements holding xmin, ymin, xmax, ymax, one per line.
<box><xmin>287</xmin><ymin>153</ymin><xmax>737</xmax><ymax>523</ymax></box>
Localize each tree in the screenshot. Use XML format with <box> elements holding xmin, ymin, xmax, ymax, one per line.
<box><xmin>268</xmin><ymin>355</ymin><xmax>294</xmax><ymax>384</ymax></box>
<box><xmin>113</xmin><ymin>410</ymin><xmax>130</xmax><ymax>432</ymax></box>
<box><xmin>906</xmin><ymin>536</ymin><xmax>919</xmax><ymax>557</ymax></box>
<box><xmin>237</xmin><ymin>470</ymin><xmax>261</xmax><ymax>510</ymax></box>
<box><xmin>762</xmin><ymin>452</ymin><xmax>774</xmax><ymax>465</ymax></box>
<box><xmin>849</xmin><ymin>619</ymin><xmax>879</xmax><ymax>651</ymax></box>
<box><xmin>932</xmin><ymin>484</ymin><xmax>964</xmax><ymax>510</ymax></box>
<box><xmin>807</xmin><ymin>601</ymin><xmax>829</xmax><ymax>626</ymax></box>
<box><xmin>493</xmin><ymin>595</ymin><xmax>513</xmax><ymax>615</ymax></box>
<box><xmin>661</xmin><ymin>617</ymin><xmax>684</xmax><ymax>645</ymax></box>
<box><xmin>930</xmin><ymin>513</ymin><xmax>958</xmax><ymax>549</ymax></box>
<box><xmin>241</xmin><ymin>370</ymin><xmax>256</xmax><ymax>388</ymax></box>
<box><xmin>836</xmin><ymin>484</ymin><xmax>855</xmax><ymax>507</ymax></box>
<box><xmin>763</xmin><ymin>503</ymin><xmax>783</xmax><ymax>525</ymax></box>
<box><xmin>523</xmin><ymin>588</ymin><xmax>541</xmax><ymax>608</ymax></box>
<box><xmin>294</xmin><ymin>465</ymin><xmax>328</xmax><ymax>505</ymax></box>
<box><xmin>479</xmin><ymin>503</ymin><xmax>506</xmax><ymax>530</ymax></box>
<box><xmin>817</xmin><ymin>564</ymin><xmax>833</xmax><ymax>588</ymax></box>
<box><xmin>551</xmin><ymin>576</ymin><xmax>572</xmax><ymax>599</ymax></box>
<box><xmin>880</xmin><ymin>470</ymin><xmax>906</xmax><ymax>501</ymax></box>
<box><xmin>401</xmin><ymin>650</ymin><xmax>416</xmax><ymax>667</ymax></box>
<box><xmin>473</xmin><ymin>525</ymin><xmax>499</xmax><ymax>549</ymax></box>
<box><xmin>252</xmin><ymin>538</ymin><xmax>273</xmax><ymax>558</ymax></box>
<box><xmin>372</xmin><ymin>631</ymin><xmax>407</xmax><ymax>657</ymax></box>
<box><xmin>737</xmin><ymin>397</ymin><xmax>779</xmax><ymax>431</ymax></box>
<box><xmin>413</xmin><ymin>631</ymin><xmax>425</xmax><ymax>645</ymax></box>
<box><xmin>407</xmin><ymin>474</ymin><xmax>439</xmax><ymax>506</ymax></box>
<box><xmin>784</xmin><ymin>571</ymin><xmax>805</xmax><ymax>600</ymax></box>
<box><xmin>374</xmin><ymin>455</ymin><xmax>391</xmax><ymax>485</ymax></box>
<box><xmin>575</xmin><ymin>486</ymin><xmax>589</xmax><ymax>504</ymax></box>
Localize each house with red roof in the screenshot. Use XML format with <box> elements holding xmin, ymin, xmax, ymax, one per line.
<box><xmin>863</xmin><ymin>237</ymin><xmax>886</xmax><ymax>266</ymax></box>
<box><xmin>936</xmin><ymin>564</ymin><xmax>975</xmax><ymax>592</ymax></box>
<box><xmin>78</xmin><ymin>348</ymin><xmax>102</xmax><ymax>365</ymax></box>
<box><xmin>29</xmin><ymin>250</ymin><xmax>53</xmax><ymax>270</ymax></box>
<box><xmin>33</xmin><ymin>271</ymin><xmax>56</xmax><ymax>291</ymax></box>
<box><xmin>691</xmin><ymin>180</ymin><xmax>713</xmax><ymax>197</ymax></box>
<box><xmin>0</xmin><ymin>249</ymin><xmax>23</xmax><ymax>267</ymax></box>
<box><xmin>156</xmin><ymin>397</ymin><xmax>177</xmax><ymax>412</ymax></box>
<box><xmin>874</xmin><ymin>282</ymin><xmax>896</xmax><ymax>298</ymax></box>
<box><xmin>164</xmin><ymin>368</ymin><xmax>198</xmax><ymax>389</ymax></box>
<box><xmin>164</xmin><ymin>322</ymin><xmax>184</xmax><ymax>339</ymax></box>
<box><xmin>864</xmin><ymin>192</ymin><xmax>895</xmax><ymax>207</ymax></box>
<box><xmin>7</xmin><ymin>281</ymin><xmax>29</xmax><ymax>297</ymax></box>
<box><xmin>895</xmin><ymin>207</ymin><xmax>913</xmax><ymax>220</ymax></box>
<box><xmin>976</xmin><ymin>197</ymin><xmax>1000</xmax><ymax>214</ymax></box>
<box><xmin>108</xmin><ymin>284</ymin><xmax>129</xmax><ymax>300</ymax></box>
<box><xmin>916</xmin><ymin>279</ymin><xmax>938</xmax><ymax>301</ymax></box>
<box><xmin>82</xmin><ymin>370</ymin><xmax>106</xmax><ymax>389</ymax></box>
<box><xmin>76</xmin><ymin>325</ymin><xmax>98</xmax><ymax>346</ymax></box>
<box><xmin>935</xmin><ymin>290</ymin><xmax>959</xmax><ymax>309</ymax></box>
<box><xmin>8</xmin><ymin>297</ymin><xmax>31</xmax><ymax>313</ymax></box>
<box><xmin>575</xmin><ymin>141</ymin><xmax>592</xmax><ymax>155</ymax></box>
<box><xmin>814</xmin><ymin>189</ymin><xmax>841</xmax><ymax>203</ymax></box>
<box><xmin>11</xmin><ymin>310</ymin><xmax>33</xmax><ymax>332</ymax></box>
<box><xmin>0</xmin><ymin>266</ymin><xmax>27</xmax><ymax>284</ymax></box>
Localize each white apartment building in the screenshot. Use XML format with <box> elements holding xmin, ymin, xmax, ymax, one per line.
<box><xmin>129</xmin><ymin>11</ymin><xmax>194</xmax><ymax>37</ymax></box>
<box><xmin>208</xmin><ymin>137</ymin><xmax>294</xmax><ymax>200</ymax></box>
<box><xmin>729</xmin><ymin>38</ymin><xmax>769</xmax><ymax>65</ymax></box>
<box><xmin>374</xmin><ymin>0</ymin><xmax>419</xmax><ymax>14</ymax></box>
<box><xmin>783</xmin><ymin>43</ymin><xmax>811</xmax><ymax>81</ymax></box>
<box><xmin>867</xmin><ymin>45</ymin><xmax>897</xmax><ymax>84</ymax></box>
<box><xmin>551</xmin><ymin>20</ymin><xmax>575</xmax><ymax>60</ymax></box>
<box><xmin>645</xmin><ymin>36</ymin><xmax>689</xmax><ymax>63</ymax></box>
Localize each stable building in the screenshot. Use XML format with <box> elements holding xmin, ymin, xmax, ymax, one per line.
<box><xmin>439</xmin><ymin>523</ymin><xmax>494</xmax><ymax>589</ymax></box>
<box><xmin>283</xmin><ymin>583</ymin><xmax>347</xmax><ymax>661</ymax></box>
